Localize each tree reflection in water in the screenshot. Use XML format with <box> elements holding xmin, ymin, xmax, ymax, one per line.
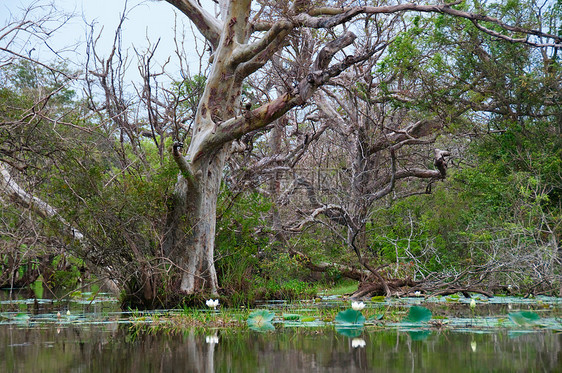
<box><xmin>0</xmin><ymin>325</ymin><xmax>560</xmax><ymax>372</ymax></box>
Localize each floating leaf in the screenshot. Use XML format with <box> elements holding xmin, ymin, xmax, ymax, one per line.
<box><xmin>404</xmin><ymin>306</ymin><xmax>432</xmax><ymax>323</ymax></box>
<box><xmin>282</xmin><ymin>313</ymin><xmax>301</xmax><ymax>321</ymax></box>
<box><xmin>13</xmin><ymin>313</ymin><xmax>30</xmax><ymax>323</ymax></box>
<box><xmin>371</xmin><ymin>296</ymin><xmax>386</xmax><ymax>302</ymax></box>
<box><xmin>247</xmin><ymin>310</ymin><xmax>276</xmax><ymax>332</ymax></box>
<box><xmin>335</xmin><ymin>309</ymin><xmax>365</xmax><ymax>325</ymax></box>
<box><xmin>508</xmin><ymin>311</ymin><xmax>540</xmax><ymax>326</ymax></box>
<box><xmin>368</xmin><ymin>314</ymin><xmax>384</xmax><ymax>322</ymax></box>
<box><xmin>335</xmin><ymin>325</ymin><xmax>364</xmax><ymax>338</ymax></box>
<box><xmin>249</xmin><ymin>321</ymin><xmax>275</xmax><ymax>332</ymax></box>
<box><xmin>300</xmin><ymin>316</ymin><xmax>316</xmax><ymax>322</ymax></box>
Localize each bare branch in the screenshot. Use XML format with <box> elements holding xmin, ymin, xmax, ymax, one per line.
<box><xmin>165</xmin><ymin>0</ymin><xmax>222</xmax><ymax>49</ymax></box>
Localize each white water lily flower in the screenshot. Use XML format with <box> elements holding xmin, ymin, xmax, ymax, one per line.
<box><xmin>414</xmin><ymin>291</ymin><xmax>422</xmax><ymax>297</ymax></box>
<box><xmin>206</xmin><ymin>335</ymin><xmax>219</xmax><ymax>344</ymax></box>
<box><xmin>206</xmin><ymin>299</ymin><xmax>219</xmax><ymax>309</ymax></box>
<box><xmin>66</xmin><ymin>310</ymin><xmax>71</xmax><ymax>316</ymax></box>
<box><xmin>351</xmin><ymin>338</ymin><xmax>366</xmax><ymax>348</ymax></box>
<box><xmin>471</xmin><ymin>341</ymin><xmax>477</xmax><ymax>352</ymax></box>
<box><xmin>470</xmin><ymin>299</ymin><xmax>476</xmax><ymax>309</ymax></box>
<box><xmin>351</xmin><ymin>301</ymin><xmax>365</xmax><ymax>311</ymax></box>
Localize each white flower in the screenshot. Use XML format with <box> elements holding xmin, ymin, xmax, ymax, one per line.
<box><xmin>351</xmin><ymin>301</ymin><xmax>365</xmax><ymax>311</ymax></box>
<box><xmin>206</xmin><ymin>299</ymin><xmax>219</xmax><ymax>309</ymax></box>
<box><xmin>206</xmin><ymin>335</ymin><xmax>219</xmax><ymax>344</ymax></box>
<box><xmin>470</xmin><ymin>341</ymin><xmax>477</xmax><ymax>352</ymax></box>
<box><xmin>66</xmin><ymin>310</ymin><xmax>71</xmax><ymax>316</ymax></box>
<box><xmin>414</xmin><ymin>291</ymin><xmax>421</xmax><ymax>297</ymax></box>
<box><xmin>351</xmin><ymin>338</ymin><xmax>366</xmax><ymax>348</ymax></box>
<box><xmin>469</xmin><ymin>299</ymin><xmax>476</xmax><ymax>309</ymax></box>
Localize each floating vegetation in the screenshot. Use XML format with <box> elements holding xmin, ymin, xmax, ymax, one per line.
<box><xmin>247</xmin><ymin>309</ymin><xmax>276</xmax><ymax>332</ymax></box>
<box><xmin>403</xmin><ymin>306</ymin><xmax>432</xmax><ymax>323</ymax></box>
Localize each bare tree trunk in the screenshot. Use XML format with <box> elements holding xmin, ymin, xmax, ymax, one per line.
<box><xmin>164</xmin><ymin>149</ymin><xmax>228</xmax><ymax>296</ymax></box>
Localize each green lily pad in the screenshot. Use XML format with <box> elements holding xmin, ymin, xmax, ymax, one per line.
<box><xmin>508</xmin><ymin>311</ymin><xmax>540</xmax><ymax>326</ymax></box>
<box><xmin>404</xmin><ymin>306</ymin><xmax>432</xmax><ymax>323</ymax></box>
<box><xmin>282</xmin><ymin>313</ymin><xmax>301</xmax><ymax>321</ymax></box>
<box><xmin>247</xmin><ymin>309</ymin><xmax>276</xmax><ymax>331</ymax></box>
<box><xmin>249</xmin><ymin>321</ymin><xmax>275</xmax><ymax>332</ymax></box>
<box><xmin>335</xmin><ymin>309</ymin><xmax>365</xmax><ymax>325</ymax></box>
<box><xmin>371</xmin><ymin>296</ymin><xmax>386</xmax><ymax>302</ymax></box>
<box><xmin>13</xmin><ymin>313</ymin><xmax>30</xmax><ymax>323</ymax></box>
<box><xmin>369</xmin><ymin>314</ymin><xmax>384</xmax><ymax>321</ymax></box>
<box><xmin>300</xmin><ymin>316</ymin><xmax>316</xmax><ymax>322</ymax></box>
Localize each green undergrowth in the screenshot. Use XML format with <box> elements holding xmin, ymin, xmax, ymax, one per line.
<box><xmin>319</xmin><ymin>279</ymin><xmax>359</xmax><ymax>296</ymax></box>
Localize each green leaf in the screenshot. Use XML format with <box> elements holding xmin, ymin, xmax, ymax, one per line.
<box><xmin>13</xmin><ymin>313</ymin><xmax>30</xmax><ymax>323</ymax></box>
<box><xmin>249</xmin><ymin>321</ymin><xmax>275</xmax><ymax>332</ymax></box>
<box><xmin>335</xmin><ymin>309</ymin><xmax>365</xmax><ymax>325</ymax></box>
<box><xmin>371</xmin><ymin>296</ymin><xmax>386</xmax><ymax>302</ymax></box>
<box><xmin>508</xmin><ymin>311</ymin><xmax>540</xmax><ymax>326</ymax></box>
<box><xmin>247</xmin><ymin>309</ymin><xmax>276</xmax><ymax>331</ymax></box>
<box><xmin>404</xmin><ymin>306</ymin><xmax>432</xmax><ymax>323</ymax></box>
<box><xmin>30</xmin><ymin>280</ymin><xmax>44</xmax><ymax>299</ymax></box>
<box><xmin>282</xmin><ymin>313</ymin><xmax>301</xmax><ymax>321</ymax></box>
<box><xmin>369</xmin><ymin>314</ymin><xmax>384</xmax><ymax>321</ymax></box>
<box><xmin>300</xmin><ymin>316</ymin><xmax>316</xmax><ymax>322</ymax></box>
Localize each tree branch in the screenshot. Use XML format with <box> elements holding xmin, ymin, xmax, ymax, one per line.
<box><xmin>293</xmin><ymin>3</ymin><xmax>561</xmax><ymax>47</ymax></box>
<box><xmin>0</xmin><ymin>162</ymin><xmax>84</xmax><ymax>241</ymax></box>
<box><xmin>165</xmin><ymin>0</ymin><xmax>222</xmax><ymax>50</ymax></box>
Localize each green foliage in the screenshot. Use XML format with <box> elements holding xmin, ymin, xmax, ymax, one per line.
<box><xmin>247</xmin><ymin>309</ymin><xmax>276</xmax><ymax>332</ymax></box>
<box><xmin>508</xmin><ymin>311</ymin><xmax>540</xmax><ymax>326</ymax></box>
<box><xmin>404</xmin><ymin>306</ymin><xmax>432</xmax><ymax>323</ymax></box>
<box><xmin>335</xmin><ymin>309</ymin><xmax>366</xmax><ymax>325</ymax></box>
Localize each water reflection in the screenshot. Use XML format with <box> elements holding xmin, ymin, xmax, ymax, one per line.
<box><xmin>0</xmin><ymin>324</ymin><xmax>560</xmax><ymax>372</ymax></box>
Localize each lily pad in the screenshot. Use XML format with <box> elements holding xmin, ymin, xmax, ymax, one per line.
<box><xmin>13</xmin><ymin>313</ymin><xmax>30</xmax><ymax>323</ymax></box>
<box><xmin>335</xmin><ymin>309</ymin><xmax>365</xmax><ymax>325</ymax></box>
<box><xmin>371</xmin><ymin>296</ymin><xmax>386</xmax><ymax>302</ymax></box>
<box><xmin>508</xmin><ymin>311</ymin><xmax>540</xmax><ymax>326</ymax></box>
<box><xmin>249</xmin><ymin>321</ymin><xmax>275</xmax><ymax>332</ymax></box>
<box><xmin>404</xmin><ymin>306</ymin><xmax>432</xmax><ymax>323</ymax></box>
<box><xmin>369</xmin><ymin>314</ymin><xmax>384</xmax><ymax>321</ymax></box>
<box><xmin>300</xmin><ymin>316</ymin><xmax>316</xmax><ymax>322</ymax></box>
<box><xmin>247</xmin><ymin>309</ymin><xmax>276</xmax><ymax>331</ymax></box>
<box><xmin>282</xmin><ymin>313</ymin><xmax>301</xmax><ymax>321</ymax></box>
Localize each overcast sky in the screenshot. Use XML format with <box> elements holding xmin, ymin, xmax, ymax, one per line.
<box><xmin>1</xmin><ymin>0</ymin><xmax>209</xmax><ymax>83</ymax></box>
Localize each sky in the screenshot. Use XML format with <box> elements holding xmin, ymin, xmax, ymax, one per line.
<box><xmin>1</xmin><ymin>0</ymin><xmax>211</xmax><ymax>84</ymax></box>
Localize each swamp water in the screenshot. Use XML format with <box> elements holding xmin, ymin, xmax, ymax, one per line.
<box><xmin>0</xmin><ymin>292</ymin><xmax>560</xmax><ymax>372</ymax></box>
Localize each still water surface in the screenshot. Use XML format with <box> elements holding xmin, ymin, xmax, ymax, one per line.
<box><xmin>0</xmin><ymin>292</ymin><xmax>560</xmax><ymax>372</ymax></box>
<box><xmin>1</xmin><ymin>323</ymin><xmax>560</xmax><ymax>372</ymax></box>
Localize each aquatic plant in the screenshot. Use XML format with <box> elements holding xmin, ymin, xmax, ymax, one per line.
<box><xmin>206</xmin><ymin>299</ymin><xmax>219</xmax><ymax>309</ymax></box>
<box><xmin>247</xmin><ymin>309</ymin><xmax>276</xmax><ymax>332</ymax></box>
<box><xmin>508</xmin><ymin>311</ymin><xmax>540</xmax><ymax>326</ymax></box>
<box><xmin>403</xmin><ymin>306</ymin><xmax>432</xmax><ymax>323</ymax></box>
<box><xmin>351</xmin><ymin>301</ymin><xmax>365</xmax><ymax>311</ymax></box>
